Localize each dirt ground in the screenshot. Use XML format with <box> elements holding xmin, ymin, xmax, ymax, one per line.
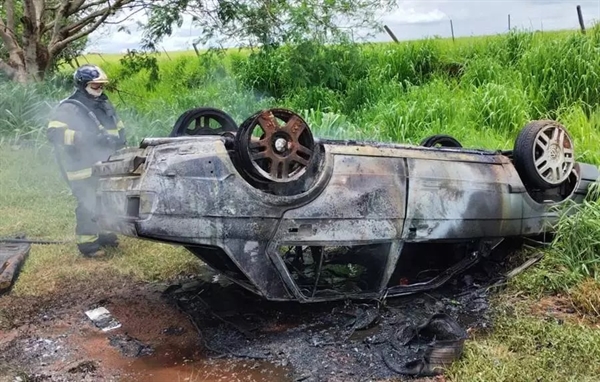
<box><xmin>0</xmin><ymin>243</ymin><xmax>520</xmax><ymax>382</ymax></box>
<box><xmin>0</xmin><ymin>269</ymin><xmax>292</xmax><ymax>382</ymax></box>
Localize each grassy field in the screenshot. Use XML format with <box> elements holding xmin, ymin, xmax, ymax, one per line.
<box><xmin>2</xmin><ymin>25</ymin><xmax>600</xmax><ymax>380</ymax></box>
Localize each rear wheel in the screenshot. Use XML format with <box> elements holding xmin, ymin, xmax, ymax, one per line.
<box><xmin>513</xmin><ymin>120</ymin><xmax>575</xmax><ymax>190</ymax></box>
<box><xmin>169</xmin><ymin>107</ymin><xmax>238</xmax><ymax>137</ymax></box>
<box><xmin>420</xmin><ymin>134</ymin><xmax>462</xmax><ymax>148</ymax></box>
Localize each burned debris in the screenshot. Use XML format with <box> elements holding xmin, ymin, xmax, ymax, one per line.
<box><xmin>382</xmin><ymin>313</ymin><xmax>468</xmax><ymax>377</ymax></box>
<box><xmin>162</xmin><ymin>245</ymin><xmax>509</xmax><ymax>382</ymax></box>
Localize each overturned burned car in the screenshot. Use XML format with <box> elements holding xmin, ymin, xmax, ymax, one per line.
<box><xmin>93</xmin><ymin>107</ymin><xmax>599</xmax><ymax>302</ymax></box>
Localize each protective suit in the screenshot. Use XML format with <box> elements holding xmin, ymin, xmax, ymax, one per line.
<box><xmin>46</xmin><ymin>65</ymin><xmax>127</xmax><ymax>257</ymax></box>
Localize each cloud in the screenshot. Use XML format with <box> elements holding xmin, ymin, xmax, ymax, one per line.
<box><xmin>381</xmin><ymin>7</ymin><xmax>448</xmax><ymax>24</ymax></box>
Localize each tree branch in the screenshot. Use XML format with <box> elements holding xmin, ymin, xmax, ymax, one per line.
<box><xmin>22</xmin><ymin>0</ymin><xmax>37</xmax><ymax>23</ymax></box>
<box><xmin>0</xmin><ymin>16</ymin><xmax>19</xmax><ymax>51</ymax></box>
<box><xmin>50</xmin><ymin>0</ymin><xmax>137</xmax><ymax>55</ymax></box>
<box><xmin>34</xmin><ymin>0</ymin><xmax>46</xmax><ymax>24</ymax></box>
<box><xmin>64</xmin><ymin>8</ymin><xmax>109</xmax><ymax>36</ymax></box>
<box><xmin>68</xmin><ymin>0</ymin><xmax>108</xmax><ymax>17</ymax></box>
<box><xmin>49</xmin><ymin>0</ymin><xmax>72</xmax><ymax>47</ymax></box>
<box><xmin>5</xmin><ymin>0</ymin><xmax>16</xmax><ymax>37</ymax></box>
<box><xmin>45</xmin><ymin>0</ymin><xmax>130</xmax><ymax>34</ymax></box>
<box><xmin>102</xmin><ymin>6</ymin><xmax>147</xmax><ymax>25</ymax></box>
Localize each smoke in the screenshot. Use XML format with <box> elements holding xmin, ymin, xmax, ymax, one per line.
<box><xmin>0</xmin><ymin>43</ymin><xmax>357</xmax><ymax>243</ymax></box>
<box><xmin>0</xmin><ymin>80</ymin><xmax>74</xmax><ymax>241</ymax></box>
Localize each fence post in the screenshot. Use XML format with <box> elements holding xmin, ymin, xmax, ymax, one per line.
<box><xmin>508</xmin><ymin>14</ymin><xmax>511</xmax><ymax>30</ymax></box>
<box><xmin>162</xmin><ymin>47</ymin><xmax>172</xmax><ymax>60</ymax></box>
<box><xmin>577</xmin><ymin>5</ymin><xmax>586</xmax><ymax>34</ymax></box>
<box><xmin>97</xmin><ymin>53</ymin><xmax>108</xmax><ymax>64</ymax></box>
<box><xmin>450</xmin><ymin>19</ymin><xmax>455</xmax><ymax>42</ymax></box>
<box><xmin>383</xmin><ymin>25</ymin><xmax>399</xmax><ymax>43</ymax></box>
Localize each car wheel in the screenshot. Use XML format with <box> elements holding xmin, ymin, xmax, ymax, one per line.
<box><xmin>169</xmin><ymin>107</ymin><xmax>238</xmax><ymax>137</ymax></box>
<box><xmin>235</xmin><ymin>108</ymin><xmax>316</xmax><ymax>183</ymax></box>
<box><xmin>420</xmin><ymin>134</ymin><xmax>463</xmax><ymax>148</ymax></box>
<box><xmin>513</xmin><ymin>120</ymin><xmax>575</xmax><ymax>190</ymax></box>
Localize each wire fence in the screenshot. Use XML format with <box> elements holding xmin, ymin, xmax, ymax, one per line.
<box><xmin>382</xmin><ymin>4</ymin><xmax>596</xmax><ymax>44</ymax></box>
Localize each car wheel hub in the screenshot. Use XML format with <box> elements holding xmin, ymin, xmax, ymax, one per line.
<box><xmin>274</xmin><ymin>137</ymin><xmax>289</xmax><ymax>153</ymax></box>
<box><xmin>533</xmin><ymin>124</ymin><xmax>574</xmax><ymax>185</ymax></box>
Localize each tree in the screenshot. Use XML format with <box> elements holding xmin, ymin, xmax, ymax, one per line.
<box><xmin>141</xmin><ymin>0</ymin><xmax>397</xmax><ymax>50</ymax></box>
<box><xmin>0</xmin><ymin>0</ymin><xmax>396</xmax><ymax>83</ymax></box>
<box><xmin>0</xmin><ymin>0</ymin><xmax>143</xmax><ymax>82</ymax></box>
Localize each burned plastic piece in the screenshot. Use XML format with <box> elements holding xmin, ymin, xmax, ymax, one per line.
<box><xmin>385</xmin><ymin>313</ymin><xmax>467</xmax><ymax>377</ymax></box>
<box><xmin>85</xmin><ymin>307</ymin><xmax>122</xmax><ymax>332</ymax></box>
<box><xmin>67</xmin><ymin>360</ymin><xmax>98</xmax><ymax>374</ymax></box>
<box><xmin>108</xmin><ymin>333</ymin><xmax>154</xmax><ymax>357</ymax></box>
<box><xmin>347</xmin><ymin>305</ymin><xmax>380</xmax><ymax>331</ymax></box>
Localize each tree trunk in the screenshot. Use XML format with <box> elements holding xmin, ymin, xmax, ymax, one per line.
<box><xmin>1</xmin><ymin>45</ymin><xmax>51</xmax><ymax>83</ymax></box>
<box><xmin>13</xmin><ymin>69</ymin><xmax>30</xmax><ymax>84</ymax></box>
<box><xmin>3</xmin><ymin>60</ymin><xmax>44</xmax><ymax>83</ymax></box>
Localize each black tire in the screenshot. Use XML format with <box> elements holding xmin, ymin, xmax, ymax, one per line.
<box><xmin>513</xmin><ymin>120</ymin><xmax>575</xmax><ymax>190</ymax></box>
<box><xmin>169</xmin><ymin>107</ymin><xmax>238</xmax><ymax>137</ymax></box>
<box><xmin>420</xmin><ymin>134</ymin><xmax>463</xmax><ymax>148</ymax></box>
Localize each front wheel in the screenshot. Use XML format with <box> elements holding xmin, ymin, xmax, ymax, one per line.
<box><xmin>235</xmin><ymin>108</ymin><xmax>316</xmax><ymax>183</ymax></box>
<box><xmin>513</xmin><ymin>120</ymin><xmax>575</xmax><ymax>190</ymax></box>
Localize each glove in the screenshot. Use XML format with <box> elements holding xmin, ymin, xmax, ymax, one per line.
<box><xmin>96</xmin><ymin>132</ymin><xmax>125</xmax><ymax>149</ymax></box>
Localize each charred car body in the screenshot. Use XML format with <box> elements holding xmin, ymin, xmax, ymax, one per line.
<box><xmin>93</xmin><ymin>107</ymin><xmax>599</xmax><ymax>302</ymax></box>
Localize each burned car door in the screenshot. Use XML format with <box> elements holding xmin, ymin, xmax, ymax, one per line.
<box><xmin>266</xmin><ymin>143</ymin><xmax>409</xmax><ymax>302</ymax></box>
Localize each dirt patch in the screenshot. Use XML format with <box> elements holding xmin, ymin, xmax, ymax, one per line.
<box><xmin>164</xmin><ymin>277</ymin><xmax>491</xmax><ymax>382</ymax></box>
<box><xmin>525</xmin><ymin>292</ymin><xmax>600</xmax><ymax>328</ymax></box>
<box><xmin>0</xmin><ymin>242</ymin><xmax>519</xmax><ymax>382</ymax></box>
<box><xmin>161</xmin><ymin>246</ymin><xmax>513</xmax><ymax>382</ymax></box>
<box><xmin>0</xmin><ymin>271</ymin><xmax>290</xmax><ymax>382</ymax></box>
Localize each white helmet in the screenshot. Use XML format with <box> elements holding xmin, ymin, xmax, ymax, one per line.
<box><xmin>74</xmin><ymin>64</ymin><xmax>109</xmax><ymax>97</ymax></box>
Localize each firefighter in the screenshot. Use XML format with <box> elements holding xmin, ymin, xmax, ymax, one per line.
<box><xmin>46</xmin><ymin>64</ymin><xmax>127</xmax><ymax>258</ymax></box>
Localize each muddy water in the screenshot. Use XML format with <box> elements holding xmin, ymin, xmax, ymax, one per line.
<box><xmin>115</xmin><ymin>334</ymin><xmax>290</xmax><ymax>382</ymax></box>
<box><xmin>120</xmin><ymin>357</ymin><xmax>290</xmax><ymax>382</ymax></box>
<box><xmin>72</xmin><ymin>310</ymin><xmax>292</xmax><ymax>382</ymax></box>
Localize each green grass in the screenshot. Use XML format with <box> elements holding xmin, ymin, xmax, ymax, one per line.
<box><xmin>3</xmin><ymin>25</ymin><xmax>600</xmax><ymax>381</ymax></box>
<box><xmin>0</xmin><ymin>144</ymin><xmax>205</xmax><ymax>297</ymax></box>
<box><xmin>4</xmin><ymin>26</ymin><xmax>600</xmax><ymax>149</ymax></box>
<box><xmin>447</xmin><ymin>294</ymin><xmax>600</xmax><ymax>382</ymax></box>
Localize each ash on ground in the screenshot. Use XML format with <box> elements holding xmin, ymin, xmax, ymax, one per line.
<box><xmin>166</xmin><ymin>244</ymin><xmax>516</xmax><ymax>382</ymax></box>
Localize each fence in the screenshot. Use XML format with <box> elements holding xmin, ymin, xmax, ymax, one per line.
<box><xmin>383</xmin><ymin>4</ymin><xmax>595</xmax><ymax>44</ymax></box>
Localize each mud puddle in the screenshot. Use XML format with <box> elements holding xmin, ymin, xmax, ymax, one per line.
<box><xmin>0</xmin><ymin>274</ymin><xmax>291</xmax><ymax>382</ymax></box>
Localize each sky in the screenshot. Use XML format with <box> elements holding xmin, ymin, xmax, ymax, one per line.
<box><xmin>84</xmin><ymin>0</ymin><xmax>600</xmax><ymax>53</ymax></box>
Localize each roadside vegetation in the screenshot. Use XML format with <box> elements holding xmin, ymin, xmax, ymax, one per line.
<box><xmin>2</xmin><ymin>24</ymin><xmax>600</xmax><ymax>381</ymax></box>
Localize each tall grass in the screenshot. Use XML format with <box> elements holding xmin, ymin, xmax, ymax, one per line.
<box><xmin>3</xmin><ymin>27</ymin><xmax>600</xmax><ymax>148</ymax></box>
<box><xmin>518</xmin><ymin>184</ymin><xmax>600</xmax><ymax>295</ymax></box>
